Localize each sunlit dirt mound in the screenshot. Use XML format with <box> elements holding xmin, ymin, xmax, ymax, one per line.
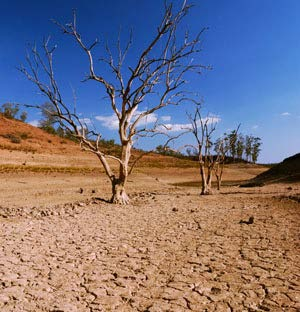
<box><xmin>0</xmin><ymin>114</ymin><xmax>80</xmax><ymax>154</ymax></box>
<box><xmin>252</xmin><ymin>153</ymin><xmax>300</xmax><ymax>183</ymax></box>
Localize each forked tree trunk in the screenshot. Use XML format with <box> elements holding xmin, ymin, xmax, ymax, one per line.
<box><xmin>201</xmin><ymin>181</ymin><xmax>212</xmax><ymax>195</ymax></box>
<box><xmin>200</xmin><ymin>162</ymin><xmax>212</xmax><ymax>195</ymax></box>
<box><xmin>214</xmin><ymin>162</ymin><xmax>224</xmax><ymax>191</ymax></box>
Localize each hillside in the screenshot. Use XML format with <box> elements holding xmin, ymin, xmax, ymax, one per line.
<box><xmin>251</xmin><ymin>153</ymin><xmax>300</xmax><ymax>183</ymax></box>
<box><xmin>0</xmin><ymin>115</ymin><xmax>271</xmax><ymax>178</ymax></box>
<box><xmin>0</xmin><ymin>114</ymin><xmax>199</xmax><ymax>170</ymax></box>
<box><xmin>0</xmin><ymin>114</ymin><xmax>80</xmax><ymax>154</ymax></box>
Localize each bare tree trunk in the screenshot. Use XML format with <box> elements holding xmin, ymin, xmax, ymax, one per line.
<box><xmin>216</xmin><ymin>178</ymin><xmax>221</xmax><ymax>190</ymax></box>
<box><xmin>111</xmin><ymin>176</ymin><xmax>129</xmax><ymax>204</ymax></box>
<box><xmin>215</xmin><ymin>163</ymin><xmax>221</xmax><ymax>190</ymax></box>
<box><xmin>203</xmin><ymin>166</ymin><xmax>213</xmax><ymax>195</ymax></box>
<box><xmin>214</xmin><ymin>161</ymin><xmax>225</xmax><ymax>191</ymax></box>
<box><xmin>201</xmin><ymin>181</ymin><xmax>212</xmax><ymax>195</ymax></box>
<box><xmin>216</xmin><ymin>167</ymin><xmax>222</xmax><ymax>191</ymax></box>
<box><xmin>214</xmin><ymin>164</ymin><xmax>220</xmax><ymax>190</ymax></box>
<box><xmin>110</xmin><ymin>141</ymin><xmax>131</xmax><ymax>204</ymax></box>
<box><xmin>207</xmin><ymin>167</ymin><xmax>213</xmax><ymax>193</ymax></box>
<box><xmin>218</xmin><ymin>165</ymin><xmax>224</xmax><ymax>190</ymax></box>
<box><xmin>95</xmin><ymin>151</ymin><xmax>130</xmax><ymax>204</ymax></box>
<box><xmin>200</xmin><ymin>162</ymin><xmax>212</xmax><ymax>195</ymax></box>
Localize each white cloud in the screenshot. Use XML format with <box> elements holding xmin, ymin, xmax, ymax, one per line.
<box><xmin>201</xmin><ymin>116</ymin><xmax>221</xmax><ymax>125</ymax></box>
<box><xmin>158</xmin><ymin>123</ymin><xmax>192</xmax><ymax>132</ymax></box>
<box><xmin>161</xmin><ymin>115</ymin><xmax>171</xmax><ymax>122</ymax></box>
<box><xmin>157</xmin><ymin>115</ymin><xmax>221</xmax><ymax>133</ymax></box>
<box><xmin>95</xmin><ymin>114</ymin><xmax>119</xmax><ymax>130</ymax></box>
<box><xmin>281</xmin><ymin>112</ymin><xmax>291</xmax><ymax>116</ymax></box>
<box><xmin>95</xmin><ymin>111</ymin><xmax>221</xmax><ymax>133</ymax></box>
<box><xmin>252</xmin><ymin>125</ymin><xmax>259</xmax><ymax>130</ymax></box>
<box><xmin>28</xmin><ymin>120</ymin><xmax>39</xmax><ymax>127</ymax></box>
<box><xmin>79</xmin><ymin>118</ymin><xmax>92</xmax><ymax>125</ymax></box>
<box><xmin>136</xmin><ymin>111</ymin><xmax>158</xmax><ymax>125</ymax></box>
<box><xmin>95</xmin><ymin>110</ymin><xmax>158</xmax><ymax>130</ymax></box>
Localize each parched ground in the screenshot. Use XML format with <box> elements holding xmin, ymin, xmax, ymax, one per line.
<box><xmin>0</xmin><ymin>170</ymin><xmax>299</xmax><ymax>311</ymax></box>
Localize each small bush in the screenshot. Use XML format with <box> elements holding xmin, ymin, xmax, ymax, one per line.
<box><xmin>2</xmin><ymin>133</ymin><xmax>21</xmax><ymax>144</ymax></box>
<box><xmin>19</xmin><ymin>132</ymin><xmax>29</xmax><ymax>140</ymax></box>
<box><xmin>10</xmin><ymin>136</ymin><xmax>21</xmax><ymax>144</ymax></box>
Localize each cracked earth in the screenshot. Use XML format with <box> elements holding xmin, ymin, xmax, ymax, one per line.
<box><xmin>0</xmin><ymin>175</ymin><xmax>299</xmax><ymax>311</ymax></box>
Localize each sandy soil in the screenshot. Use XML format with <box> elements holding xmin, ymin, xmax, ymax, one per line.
<box><xmin>0</xmin><ymin>168</ymin><xmax>299</xmax><ymax>311</ymax></box>
<box><xmin>0</xmin><ymin>149</ymin><xmax>97</xmax><ymax>168</ymax></box>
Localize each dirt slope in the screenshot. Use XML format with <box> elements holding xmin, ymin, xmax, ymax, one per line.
<box><xmin>0</xmin><ymin>114</ymin><xmax>81</xmax><ymax>154</ymax></box>
<box><xmin>0</xmin><ymin>114</ymin><xmax>200</xmax><ymax>169</ymax></box>
<box><xmin>253</xmin><ymin>153</ymin><xmax>300</xmax><ymax>183</ymax></box>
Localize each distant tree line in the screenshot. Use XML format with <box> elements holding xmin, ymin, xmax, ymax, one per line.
<box><xmin>156</xmin><ymin>131</ymin><xmax>262</xmax><ymax>165</ymax></box>
<box><xmin>0</xmin><ymin>103</ymin><xmax>27</xmax><ymax>122</ymax></box>
<box><xmin>214</xmin><ymin>131</ymin><xmax>262</xmax><ymax>164</ymax></box>
<box><xmin>155</xmin><ymin>145</ymin><xmax>187</xmax><ymax>159</ymax></box>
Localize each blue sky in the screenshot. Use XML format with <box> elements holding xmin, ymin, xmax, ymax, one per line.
<box><xmin>0</xmin><ymin>0</ymin><xmax>299</xmax><ymax>163</ymax></box>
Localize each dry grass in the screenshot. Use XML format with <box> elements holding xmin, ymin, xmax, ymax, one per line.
<box><xmin>0</xmin><ymin>143</ymin><xmax>37</xmax><ymax>153</ymax></box>
<box><xmin>0</xmin><ymin>164</ymin><xmax>104</xmax><ymax>174</ymax></box>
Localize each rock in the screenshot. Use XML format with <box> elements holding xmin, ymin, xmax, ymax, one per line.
<box><xmin>239</xmin><ymin>216</ymin><xmax>254</xmax><ymax>225</ymax></box>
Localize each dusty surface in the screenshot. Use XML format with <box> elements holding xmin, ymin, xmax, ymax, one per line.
<box><xmin>0</xmin><ymin>170</ymin><xmax>299</xmax><ymax>311</ymax></box>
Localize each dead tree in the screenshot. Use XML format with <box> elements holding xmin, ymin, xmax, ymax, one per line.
<box><xmin>213</xmin><ymin>137</ymin><xmax>227</xmax><ymax>190</ymax></box>
<box><xmin>187</xmin><ymin>106</ymin><xmax>217</xmax><ymax>195</ymax></box>
<box><xmin>19</xmin><ymin>1</ymin><xmax>207</xmax><ymax>204</ymax></box>
<box><xmin>214</xmin><ymin>125</ymin><xmax>240</xmax><ymax>190</ymax></box>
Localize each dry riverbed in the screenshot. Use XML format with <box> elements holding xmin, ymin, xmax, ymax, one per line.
<box><xmin>0</xmin><ymin>172</ymin><xmax>299</xmax><ymax>311</ymax></box>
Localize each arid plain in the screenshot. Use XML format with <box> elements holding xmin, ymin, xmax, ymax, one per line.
<box><xmin>0</xmin><ymin>118</ymin><xmax>299</xmax><ymax>311</ymax></box>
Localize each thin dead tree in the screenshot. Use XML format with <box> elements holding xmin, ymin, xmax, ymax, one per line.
<box><xmin>214</xmin><ymin>125</ymin><xmax>240</xmax><ymax>190</ymax></box>
<box><xmin>187</xmin><ymin>106</ymin><xmax>217</xmax><ymax>195</ymax></box>
<box><xmin>19</xmin><ymin>1</ymin><xmax>207</xmax><ymax>204</ymax></box>
<box><xmin>213</xmin><ymin>136</ymin><xmax>227</xmax><ymax>190</ymax></box>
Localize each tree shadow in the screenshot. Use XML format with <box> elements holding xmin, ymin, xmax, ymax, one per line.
<box><xmin>221</xmin><ymin>191</ymin><xmax>260</xmax><ymax>195</ymax></box>
<box><xmin>92</xmin><ymin>197</ymin><xmax>112</xmax><ymax>204</ymax></box>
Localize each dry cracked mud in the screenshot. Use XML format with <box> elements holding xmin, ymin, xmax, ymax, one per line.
<box><xmin>0</xmin><ymin>182</ymin><xmax>299</xmax><ymax>311</ymax></box>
